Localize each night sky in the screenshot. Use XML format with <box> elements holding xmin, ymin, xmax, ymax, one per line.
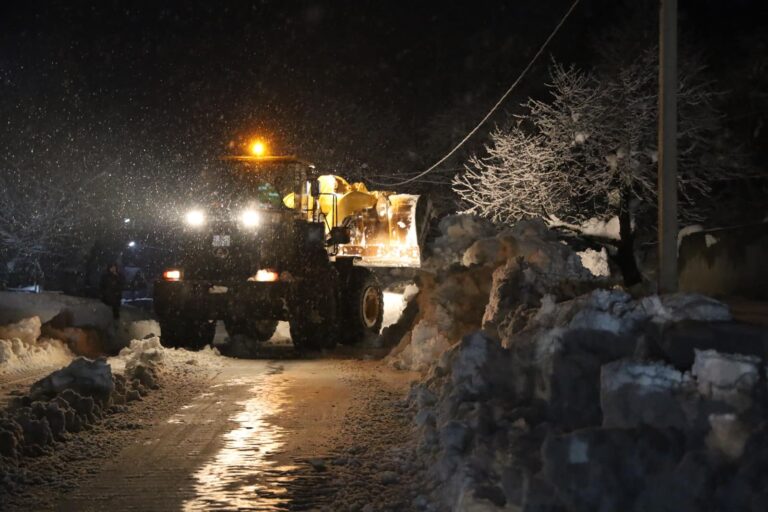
<box><xmin>1</xmin><ymin>0</ymin><xmax>765</xmax><ymax>221</ymax></box>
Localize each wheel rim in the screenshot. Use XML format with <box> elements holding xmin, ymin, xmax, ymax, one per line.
<box><xmin>361</xmin><ymin>287</ymin><xmax>380</xmax><ymax>328</ymax></box>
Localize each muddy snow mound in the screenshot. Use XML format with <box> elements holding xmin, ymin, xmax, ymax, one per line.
<box><xmin>389</xmin><ymin>218</ymin><xmax>601</xmax><ymax>371</ymax></box>
<box><xmin>422</xmin><ymin>214</ymin><xmax>496</xmax><ymax>271</ymax></box>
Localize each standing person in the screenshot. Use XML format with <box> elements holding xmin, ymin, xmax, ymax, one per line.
<box><xmin>100</xmin><ymin>263</ymin><xmax>125</xmax><ymax>320</ymax></box>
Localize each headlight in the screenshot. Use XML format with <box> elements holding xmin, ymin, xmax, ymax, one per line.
<box><xmin>240</xmin><ymin>209</ymin><xmax>260</xmax><ymax>228</ymax></box>
<box><xmin>185</xmin><ymin>209</ymin><xmax>205</xmax><ymax>227</ymax></box>
<box><xmin>248</xmin><ymin>269</ymin><xmax>279</xmax><ymax>282</ymax></box>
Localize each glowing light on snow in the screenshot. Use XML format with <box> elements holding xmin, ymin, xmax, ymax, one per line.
<box><xmin>127</xmin><ymin>241</ymin><xmax>136</xmax><ymax>248</ymax></box>
<box><xmin>182</xmin><ymin>379</ymin><xmax>293</xmax><ymax>511</ymax></box>
<box><xmin>123</xmin><ymin>218</ymin><xmax>131</xmax><ymax>224</ymax></box>
<box><xmin>185</xmin><ymin>209</ymin><xmax>206</xmax><ymax>227</ymax></box>
<box><xmin>382</xmin><ymin>291</ymin><xmax>406</xmax><ymax>328</ymax></box>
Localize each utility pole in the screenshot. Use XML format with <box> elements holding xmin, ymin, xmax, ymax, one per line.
<box><xmin>658</xmin><ymin>0</ymin><xmax>678</xmax><ymax>293</ymax></box>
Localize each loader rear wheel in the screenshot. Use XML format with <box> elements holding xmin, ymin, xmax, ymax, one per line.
<box><xmin>339</xmin><ymin>267</ymin><xmax>383</xmax><ymax>345</ymax></box>
<box><xmin>159</xmin><ymin>317</ymin><xmax>215</xmax><ymax>350</ymax></box>
<box><xmin>224</xmin><ymin>318</ymin><xmax>278</xmax><ymax>342</ymax></box>
<box><xmin>289</xmin><ymin>257</ymin><xmax>339</xmax><ymax>351</ymax></box>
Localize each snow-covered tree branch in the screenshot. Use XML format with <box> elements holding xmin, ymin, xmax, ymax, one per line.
<box><xmin>454</xmin><ymin>49</ymin><xmax>749</xmax><ymax>285</ymax></box>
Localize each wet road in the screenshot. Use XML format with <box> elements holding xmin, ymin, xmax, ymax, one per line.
<box><xmin>55</xmin><ymin>357</ymin><xmax>406</xmax><ymax>511</ymax></box>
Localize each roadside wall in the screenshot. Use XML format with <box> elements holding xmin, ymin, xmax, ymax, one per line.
<box><xmin>679</xmin><ymin>223</ymin><xmax>768</xmax><ymax>300</ymax></box>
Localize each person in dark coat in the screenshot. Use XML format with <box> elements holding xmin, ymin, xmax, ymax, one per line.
<box><xmin>100</xmin><ymin>263</ymin><xmax>125</xmax><ymax>319</ymax></box>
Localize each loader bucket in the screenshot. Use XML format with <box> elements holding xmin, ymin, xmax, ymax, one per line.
<box><xmin>336</xmin><ymin>193</ymin><xmax>432</xmax><ymax>268</ymax></box>
<box><xmin>285</xmin><ymin>174</ymin><xmax>433</xmax><ymax>268</ymax></box>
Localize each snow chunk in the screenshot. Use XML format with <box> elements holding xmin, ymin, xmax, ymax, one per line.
<box><xmin>393</xmin><ymin>320</ymin><xmax>451</xmax><ymax>371</ymax></box>
<box><xmin>0</xmin><ymin>316</ymin><xmax>73</xmax><ymax>378</ymax></box>
<box><xmin>30</xmin><ymin>357</ymin><xmax>114</xmax><ymax>405</ymax></box>
<box><xmin>692</xmin><ymin>349</ymin><xmax>759</xmax><ymax>411</ymax></box>
<box><xmin>706</xmin><ymin>414</ymin><xmax>750</xmax><ymax>460</ymax></box>
<box><xmin>383</xmin><ymin>291</ymin><xmax>407</xmax><ymax>329</ymax></box>
<box><xmin>548</xmin><ymin>215</ymin><xmax>621</xmax><ymax>240</ymax></box>
<box><xmin>601</xmin><ymin>360</ymin><xmax>694</xmax><ymax>430</ymax></box>
<box><xmin>423</xmin><ymin>214</ymin><xmax>496</xmax><ymax>271</ymax></box>
<box><xmin>0</xmin><ymin>316</ymin><xmax>42</xmax><ymax>346</ymax></box>
<box><xmin>577</xmin><ymin>247</ymin><xmax>610</xmax><ymax>277</ymax></box>
<box><xmin>678</xmin><ymin>224</ymin><xmax>703</xmax><ymax>249</ymax></box>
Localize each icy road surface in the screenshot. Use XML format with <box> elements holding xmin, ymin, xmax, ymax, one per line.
<box><xmin>49</xmin><ymin>356</ymin><xmax>417</xmax><ymax>512</ymax></box>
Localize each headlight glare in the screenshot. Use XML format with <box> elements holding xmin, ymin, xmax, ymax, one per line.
<box><xmin>185</xmin><ymin>209</ymin><xmax>206</xmax><ymax>227</ymax></box>
<box><xmin>241</xmin><ymin>209</ymin><xmax>260</xmax><ymax>228</ymax></box>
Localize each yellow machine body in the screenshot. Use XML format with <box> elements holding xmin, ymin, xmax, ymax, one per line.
<box><xmin>284</xmin><ymin>175</ymin><xmax>428</xmax><ymax>268</ymax></box>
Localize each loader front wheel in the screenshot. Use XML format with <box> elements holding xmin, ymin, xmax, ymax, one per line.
<box><xmin>338</xmin><ymin>267</ymin><xmax>383</xmax><ymax>345</ymax></box>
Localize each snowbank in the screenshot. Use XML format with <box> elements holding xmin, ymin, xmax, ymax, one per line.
<box><xmin>388</xmin><ymin>214</ymin><xmax>768</xmax><ymax>511</ymax></box>
<box><xmin>0</xmin><ymin>317</ymin><xmax>73</xmax><ymax>379</ymax></box>
<box><xmin>405</xmin><ymin>284</ymin><xmax>768</xmax><ymax>511</ymax></box>
<box><xmin>389</xmin><ymin>217</ymin><xmax>599</xmax><ymax>371</ymax></box>
<box><xmin>110</xmin><ymin>336</ymin><xmax>222</xmax><ymax>379</ymax></box>
<box><xmin>421</xmin><ymin>214</ymin><xmax>496</xmax><ymax>271</ymax></box>
<box><xmin>0</xmin><ymin>335</ymin><xmax>222</xmax><ymax>476</ymax></box>
<box><xmin>0</xmin><ymin>292</ymin><xmax>112</xmax><ymax>331</ymax></box>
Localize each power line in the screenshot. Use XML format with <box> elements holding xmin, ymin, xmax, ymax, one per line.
<box><xmin>368</xmin><ymin>0</ymin><xmax>581</xmax><ymax>188</ymax></box>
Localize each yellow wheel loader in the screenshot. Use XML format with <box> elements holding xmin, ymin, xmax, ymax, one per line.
<box><xmin>154</xmin><ymin>150</ymin><xmax>431</xmax><ymax>350</ymax></box>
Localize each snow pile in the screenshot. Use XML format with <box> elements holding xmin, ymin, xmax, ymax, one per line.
<box><xmin>111</xmin><ymin>335</ymin><xmax>222</xmax><ymax>379</ymax></box>
<box><xmin>0</xmin><ymin>291</ymin><xmax>162</xmax><ymax>356</ymax></box>
<box><xmin>0</xmin><ymin>292</ymin><xmax>112</xmax><ymax>331</ymax></box>
<box><xmin>389</xmin><ymin>217</ymin><xmax>599</xmax><ymax>371</ymax></box>
<box><xmin>421</xmin><ymin>214</ymin><xmax>496</xmax><ymax>271</ymax></box>
<box><xmin>1</xmin><ymin>357</ymin><xmax>136</xmax><ymax>463</ymax></box>
<box><xmin>0</xmin><ymin>317</ymin><xmax>73</xmax><ymax>378</ymax></box>
<box><xmin>113</xmin><ymin>307</ymin><xmax>161</xmax><ymax>351</ymax></box>
<box><xmin>406</xmin><ymin>286</ymin><xmax>768</xmax><ymax>511</ymax></box>
<box><xmin>576</xmin><ymin>247</ymin><xmax>610</xmax><ymax>277</ymax></box>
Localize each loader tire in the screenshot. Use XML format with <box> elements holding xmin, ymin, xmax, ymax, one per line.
<box><xmin>159</xmin><ymin>317</ymin><xmax>215</xmax><ymax>350</ymax></box>
<box><xmin>224</xmin><ymin>318</ymin><xmax>278</xmax><ymax>342</ymax></box>
<box><xmin>338</xmin><ymin>267</ymin><xmax>383</xmax><ymax>345</ymax></box>
<box><xmin>289</xmin><ymin>256</ymin><xmax>339</xmax><ymax>351</ymax></box>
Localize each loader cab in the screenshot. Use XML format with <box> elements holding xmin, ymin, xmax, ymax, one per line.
<box><xmin>211</xmin><ymin>155</ymin><xmax>316</xmax><ymax>216</ymax></box>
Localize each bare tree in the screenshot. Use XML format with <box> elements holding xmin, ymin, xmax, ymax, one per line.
<box><xmin>454</xmin><ymin>50</ymin><xmax>744</xmax><ymax>285</ymax></box>
<box><xmin>0</xmin><ymin>169</ymin><xmax>99</xmax><ymax>285</ymax></box>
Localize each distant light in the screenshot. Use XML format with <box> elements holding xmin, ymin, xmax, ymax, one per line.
<box><xmin>250</xmin><ymin>140</ymin><xmax>267</xmax><ymax>157</ymax></box>
<box><xmin>124</xmin><ymin>218</ymin><xmax>131</xmax><ymax>224</ymax></box>
<box><xmin>127</xmin><ymin>241</ymin><xmax>136</xmax><ymax>248</ymax></box>
<box><xmin>241</xmin><ymin>209</ymin><xmax>260</xmax><ymax>228</ymax></box>
<box><xmin>185</xmin><ymin>209</ymin><xmax>206</xmax><ymax>227</ymax></box>
<box><xmin>163</xmin><ymin>269</ymin><xmax>182</xmax><ymax>281</ymax></box>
